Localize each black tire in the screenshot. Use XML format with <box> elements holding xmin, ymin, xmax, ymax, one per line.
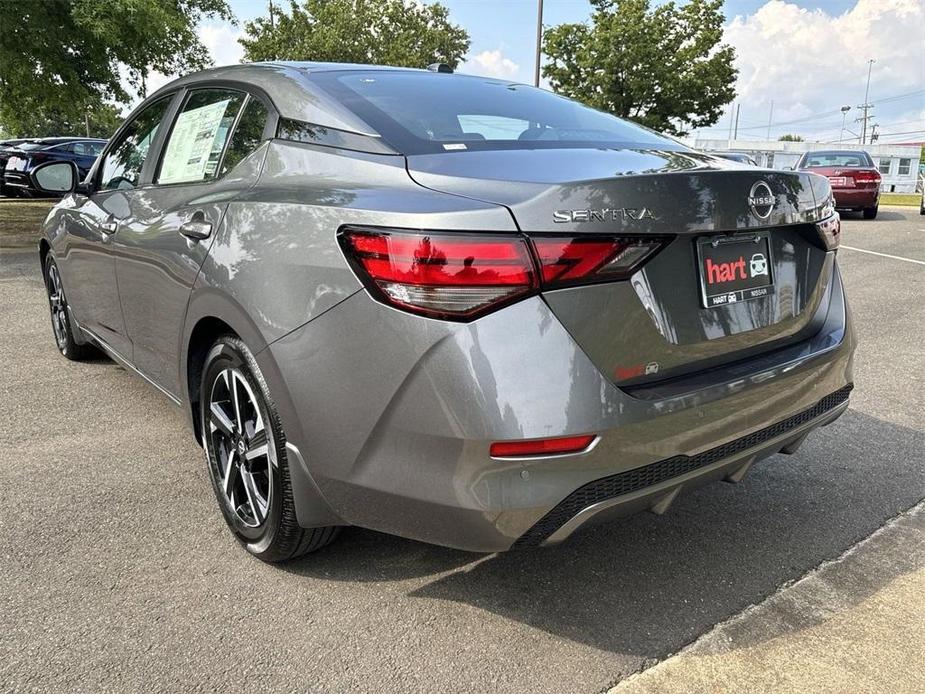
<box><xmin>43</xmin><ymin>254</ymin><xmax>96</xmax><ymax>360</ymax></box>
<box><xmin>200</xmin><ymin>334</ymin><xmax>340</xmax><ymax>562</ymax></box>
<box><xmin>862</xmin><ymin>205</ymin><xmax>878</xmax><ymax>220</ymax></box>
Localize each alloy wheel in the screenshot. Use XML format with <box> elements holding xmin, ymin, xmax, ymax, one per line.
<box><xmin>207</xmin><ymin>368</ymin><xmax>275</xmax><ymax>528</ymax></box>
<box><xmin>46</xmin><ymin>263</ymin><xmax>69</xmax><ymax>350</ymax></box>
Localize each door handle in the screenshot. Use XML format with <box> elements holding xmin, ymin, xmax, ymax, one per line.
<box><xmin>179</xmin><ymin>218</ymin><xmax>212</xmax><ymax>241</ymax></box>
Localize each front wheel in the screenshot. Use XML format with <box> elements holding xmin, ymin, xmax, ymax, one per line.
<box><xmin>863</xmin><ymin>205</ymin><xmax>878</xmax><ymax>219</ymax></box>
<box><xmin>43</xmin><ymin>254</ymin><xmax>95</xmax><ymax>360</ymax></box>
<box><xmin>200</xmin><ymin>335</ymin><xmax>340</xmax><ymax>561</ymax></box>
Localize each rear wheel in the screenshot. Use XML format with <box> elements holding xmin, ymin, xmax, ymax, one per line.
<box><xmin>43</xmin><ymin>254</ymin><xmax>95</xmax><ymax>360</ymax></box>
<box><xmin>862</xmin><ymin>205</ymin><xmax>878</xmax><ymax>219</ymax></box>
<box><xmin>200</xmin><ymin>335</ymin><xmax>340</xmax><ymax>562</ymax></box>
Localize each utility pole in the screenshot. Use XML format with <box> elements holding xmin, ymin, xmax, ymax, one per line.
<box><xmin>857</xmin><ymin>58</ymin><xmax>875</xmax><ymax>144</ymax></box>
<box><xmin>727</xmin><ymin>103</ymin><xmax>734</xmax><ymax>147</ymax></box>
<box><xmin>839</xmin><ymin>105</ymin><xmax>851</xmax><ymax>143</ymax></box>
<box><xmin>766</xmin><ymin>100</ymin><xmax>774</xmax><ymax>140</ymax></box>
<box><xmin>733</xmin><ymin>103</ymin><xmax>741</xmax><ymax>141</ymax></box>
<box><xmin>84</xmin><ymin>110</ymin><xmax>90</xmax><ymax>138</ymax></box>
<box><xmin>533</xmin><ymin>0</ymin><xmax>544</xmax><ymax>88</ymax></box>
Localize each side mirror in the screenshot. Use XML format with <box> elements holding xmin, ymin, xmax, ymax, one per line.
<box><xmin>30</xmin><ymin>160</ymin><xmax>78</xmax><ymax>195</ymax></box>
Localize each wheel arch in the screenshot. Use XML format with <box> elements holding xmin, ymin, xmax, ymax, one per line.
<box><xmin>182</xmin><ymin>287</ymin><xmax>269</xmax><ymax>444</ymax></box>
<box><xmin>182</xmin><ymin>294</ymin><xmax>342</xmax><ymax>529</ymax></box>
<box><xmin>38</xmin><ymin>238</ymin><xmax>51</xmax><ymax>272</ymax></box>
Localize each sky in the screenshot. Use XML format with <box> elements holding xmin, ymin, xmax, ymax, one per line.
<box><xmin>159</xmin><ymin>0</ymin><xmax>925</xmax><ymax>144</ymax></box>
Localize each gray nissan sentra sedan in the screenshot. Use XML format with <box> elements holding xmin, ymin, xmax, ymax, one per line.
<box><xmin>34</xmin><ymin>62</ymin><xmax>854</xmax><ymax>561</ymax></box>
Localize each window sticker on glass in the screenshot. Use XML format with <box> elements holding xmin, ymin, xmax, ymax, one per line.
<box><xmin>159</xmin><ymin>99</ymin><xmax>231</xmax><ymax>184</ymax></box>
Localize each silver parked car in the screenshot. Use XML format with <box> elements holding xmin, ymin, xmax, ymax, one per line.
<box><xmin>35</xmin><ymin>63</ymin><xmax>855</xmax><ymax>561</ymax></box>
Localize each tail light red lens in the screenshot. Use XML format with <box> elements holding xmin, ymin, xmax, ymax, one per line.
<box><xmin>490</xmin><ymin>434</ymin><xmax>597</xmax><ymax>458</ymax></box>
<box><xmin>531</xmin><ymin>236</ymin><xmax>666</xmax><ymax>287</ymax></box>
<box><xmin>340</xmin><ymin>226</ymin><xmax>668</xmax><ymax>320</ymax></box>
<box><xmin>340</xmin><ymin>228</ymin><xmax>537</xmax><ymax>319</ymax></box>
<box><xmin>852</xmin><ymin>170</ymin><xmax>881</xmax><ymax>185</ymax></box>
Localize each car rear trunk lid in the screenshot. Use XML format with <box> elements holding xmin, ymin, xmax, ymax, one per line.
<box><xmin>406</xmin><ymin>148</ymin><xmax>833</xmax><ymax>386</ymax></box>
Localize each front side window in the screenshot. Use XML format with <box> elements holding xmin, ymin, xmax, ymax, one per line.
<box><xmin>878</xmin><ymin>158</ymin><xmax>891</xmax><ymax>174</ymax></box>
<box><xmin>898</xmin><ymin>158</ymin><xmax>911</xmax><ymax>175</ymax></box>
<box><xmin>100</xmin><ymin>97</ymin><xmax>172</xmax><ymax>190</ymax></box>
<box><xmin>219</xmin><ymin>97</ymin><xmax>269</xmax><ymax>177</ymax></box>
<box><xmin>157</xmin><ymin>89</ymin><xmax>245</xmax><ymax>185</ymax></box>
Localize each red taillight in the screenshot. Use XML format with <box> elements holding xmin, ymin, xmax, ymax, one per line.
<box><xmin>340</xmin><ymin>228</ymin><xmax>537</xmax><ymax>319</ymax></box>
<box><xmin>852</xmin><ymin>169</ymin><xmax>881</xmax><ymax>185</ymax></box>
<box><xmin>490</xmin><ymin>434</ymin><xmax>597</xmax><ymax>458</ymax></box>
<box><xmin>531</xmin><ymin>236</ymin><xmax>665</xmax><ymax>287</ymax></box>
<box><xmin>340</xmin><ymin>227</ymin><xmax>668</xmax><ymax>320</ymax></box>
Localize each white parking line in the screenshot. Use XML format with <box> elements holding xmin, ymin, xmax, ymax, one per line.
<box><xmin>840</xmin><ymin>245</ymin><xmax>925</xmax><ymax>266</ymax></box>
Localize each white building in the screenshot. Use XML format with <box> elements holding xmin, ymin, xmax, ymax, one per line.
<box><xmin>691</xmin><ymin>139</ymin><xmax>922</xmax><ymax>193</ymax></box>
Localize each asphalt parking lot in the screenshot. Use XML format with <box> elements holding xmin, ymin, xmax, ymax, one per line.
<box><xmin>1</xmin><ymin>208</ymin><xmax>923</xmax><ymax>693</ymax></box>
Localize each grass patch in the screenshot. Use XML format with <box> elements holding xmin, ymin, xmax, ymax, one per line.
<box><xmin>0</xmin><ymin>199</ymin><xmax>55</xmax><ymax>248</ymax></box>
<box><xmin>880</xmin><ymin>192</ymin><xmax>921</xmax><ymax>207</ymax></box>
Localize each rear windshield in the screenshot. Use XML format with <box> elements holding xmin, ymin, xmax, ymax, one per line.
<box><xmin>311</xmin><ymin>71</ymin><xmax>679</xmax><ymax>155</ymax></box>
<box><xmin>800</xmin><ymin>152</ymin><xmax>873</xmax><ymax>168</ymax></box>
<box><xmin>17</xmin><ymin>142</ymin><xmax>47</xmax><ymax>151</ymax></box>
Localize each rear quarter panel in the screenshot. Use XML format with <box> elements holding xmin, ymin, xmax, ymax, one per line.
<box><xmin>192</xmin><ymin>140</ymin><xmax>517</xmax><ymax>348</ymax></box>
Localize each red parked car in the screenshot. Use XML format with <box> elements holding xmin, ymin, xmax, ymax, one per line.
<box><xmin>796</xmin><ymin>150</ymin><xmax>881</xmax><ymax>219</ymax></box>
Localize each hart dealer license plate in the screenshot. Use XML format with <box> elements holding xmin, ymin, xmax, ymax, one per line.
<box><xmin>697</xmin><ymin>232</ymin><xmax>774</xmax><ymax>308</ymax></box>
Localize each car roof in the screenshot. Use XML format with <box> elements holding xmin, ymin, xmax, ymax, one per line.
<box><xmin>34</xmin><ymin>137</ymin><xmax>106</xmax><ymax>143</ymax></box>
<box><xmin>147</xmin><ymin>61</ymin><xmax>447</xmax><ymax>137</ymax></box>
<box><xmin>802</xmin><ymin>150</ymin><xmax>868</xmax><ymax>157</ymax></box>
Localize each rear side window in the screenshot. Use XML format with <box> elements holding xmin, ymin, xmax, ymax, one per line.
<box><xmin>157</xmin><ymin>89</ymin><xmax>245</xmax><ymax>185</ymax></box>
<box><xmin>72</xmin><ymin>142</ymin><xmax>103</xmax><ymax>156</ymax></box>
<box><xmin>101</xmin><ymin>97</ymin><xmax>171</xmax><ymax>190</ymax></box>
<box><xmin>219</xmin><ymin>97</ymin><xmax>269</xmax><ymax>177</ymax></box>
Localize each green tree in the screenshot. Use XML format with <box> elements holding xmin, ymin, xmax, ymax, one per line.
<box><xmin>778</xmin><ymin>134</ymin><xmax>804</xmax><ymax>142</ymax></box>
<box><xmin>240</xmin><ymin>0</ymin><xmax>469</xmax><ymax>70</ymax></box>
<box><xmin>12</xmin><ymin>102</ymin><xmax>124</xmax><ymax>139</ymax></box>
<box><xmin>0</xmin><ymin>0</ymin><xmax>233</xmax><ymax>137</ymax></box>
<box><xmin>543</xmin><ymin>0</ymin><xmax>736</xmax><ymax>136</ymax></box>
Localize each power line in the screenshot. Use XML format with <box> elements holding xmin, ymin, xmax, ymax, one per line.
<box><xmin>699</xmin><ymin>88</ymin><xmax>925</xmax><ymax>135</ymax></box>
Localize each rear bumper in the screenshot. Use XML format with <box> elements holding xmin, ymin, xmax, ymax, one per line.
<box><xmin>833</xmin><ymin>187</ymin><xmax>879</xmax><ymax>209</ymax></box>
<box><xmin>262</xmin><ymin>260</ymin><xmax>856</xmax><ymax>552</ymax></box>
<box><xmin>516</xmin><ymin>385</ymin><xmax>851</xmax><ymax>546</ymax></box>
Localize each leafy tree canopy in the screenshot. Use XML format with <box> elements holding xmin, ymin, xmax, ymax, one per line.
<box><xmin>778</xmin><ymin>134</ymin><xmax>805</xmax><ymax>142</ymax></box>
<box><xmin>543</xmin><ymin>0</ymin><xmax>737</xmax><ymax>136</ymax></box>
<box><xmin>0</xmin><ymin>0</ymin><xmax>232</xmax><ymax>137</ymax></box>
<box><xmin>240</xmin><ymin>0</ymin><xmax>469</xmax><ymax>70</ymax></box>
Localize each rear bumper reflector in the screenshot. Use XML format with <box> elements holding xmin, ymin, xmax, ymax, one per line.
<box><xmin>490</xmin><ymin>434</ymin><xmax>597</xmax><ymax>459</ymax></box>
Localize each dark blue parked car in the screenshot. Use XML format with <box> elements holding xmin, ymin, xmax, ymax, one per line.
<box><xmin>1</xmin><ymin>137</ymin><xmax>106</xmax><ymax>196</ymax></box>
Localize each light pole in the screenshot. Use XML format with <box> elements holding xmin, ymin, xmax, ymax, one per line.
<box><xmin>839</xmin><ymin>106</ymin><xmax>851</xmax><ymax>143</ymax></box>
<box><xmin>534</xmin><ymin>0</ymin><xmax>544</xmax><ymax>87</ymax></box>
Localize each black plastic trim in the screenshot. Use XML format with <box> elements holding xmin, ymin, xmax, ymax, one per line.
<box><xmin>512</xmin><ymin>384</ymin><xmax>853</xmax><ymax>548</ymax></box>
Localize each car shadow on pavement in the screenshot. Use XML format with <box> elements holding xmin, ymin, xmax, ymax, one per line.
<box><xmin>287</xmin><ymin>408</ymin><xmax>924</xmax><ymax>659</ymax></box>
<box><xmin>840</xmin><ymin>209</ymin><xmax>906</xmax><ymax>221</ymax></box>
